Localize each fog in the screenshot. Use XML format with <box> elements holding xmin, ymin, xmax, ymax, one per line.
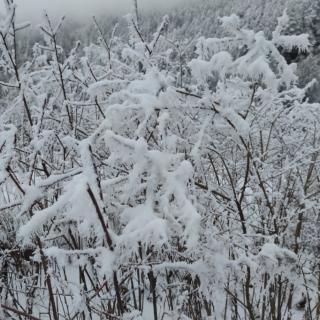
<box><xmin>0</xmin><ymin>0</ymin><xmax>190</xmax><ymax>22</ymax></box>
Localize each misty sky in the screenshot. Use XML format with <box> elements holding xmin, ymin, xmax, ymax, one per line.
<box><xmin>0</xmin><ymin>0</ymin><xmax>189</xmax><ymax>22</ymax></box>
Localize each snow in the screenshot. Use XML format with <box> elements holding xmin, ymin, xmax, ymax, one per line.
<box><xmin>0</xmin><ymin>3</ymin><xmax>319</xmax><ymax>320</ymax></box>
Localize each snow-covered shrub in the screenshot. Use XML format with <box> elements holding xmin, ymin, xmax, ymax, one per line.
<box><xmin>0</xmin><ymin>1</ymin><xmax>319</xmax><ymax>320</ymax></box>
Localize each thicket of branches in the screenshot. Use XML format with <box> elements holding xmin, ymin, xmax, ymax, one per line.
<box><xmin>1</xmin><ymin>1</ymin><xmax>320</xmax><ymax>319</ymax></box>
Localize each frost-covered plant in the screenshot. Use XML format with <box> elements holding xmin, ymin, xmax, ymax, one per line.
<box><xmin>0</xmin><ymin>2</ymin><xmax>319</xmax><ymax>320</ymax></box>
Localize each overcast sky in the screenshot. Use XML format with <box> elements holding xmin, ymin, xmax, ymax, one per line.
<box><xmin>0</xmin><ymin>0</ymin><xmax>189</xmax><ymax>22</ymax></box>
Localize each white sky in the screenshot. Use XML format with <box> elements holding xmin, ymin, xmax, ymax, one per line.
<box><xmin>0</xmin><ymin>0</ymin><xmax>189</xmax><ymax>22</ymax></box>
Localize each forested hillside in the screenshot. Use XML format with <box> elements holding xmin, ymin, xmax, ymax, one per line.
<box><xmin>1</xmin><ymin>0</ymin><xmax>320</xmax><ymax>319</ymax></box>
<box><xmin>14</xmin><ymin>0</ymin><xmax>320</xmax><ymax>100</ymax></box>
